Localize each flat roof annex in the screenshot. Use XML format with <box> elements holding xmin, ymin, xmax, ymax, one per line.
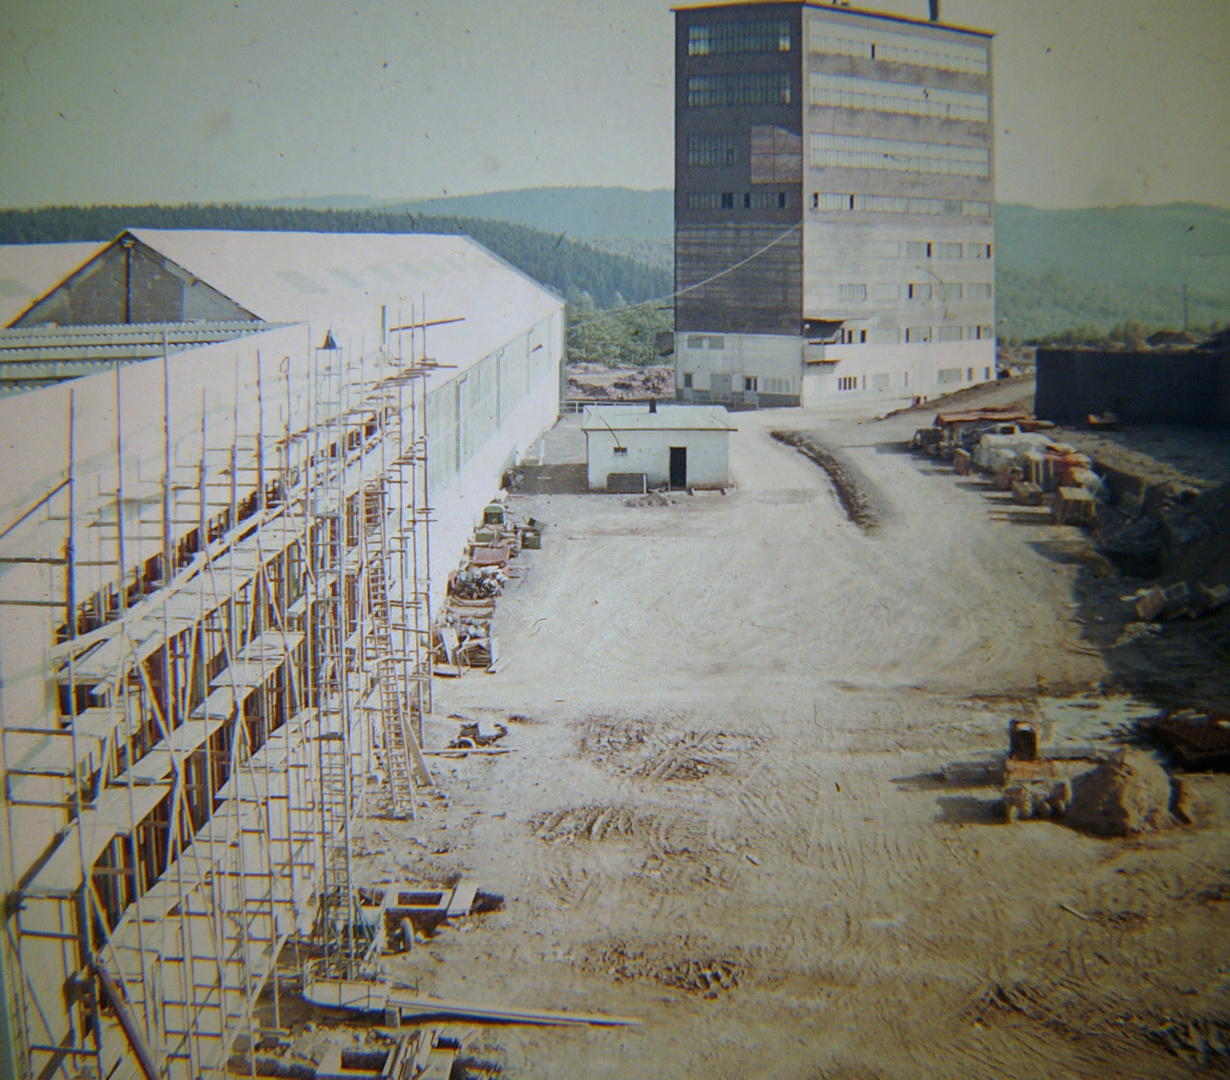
<box><xmin>581</xmin><ymin>404</ymin><xmax>736</xmax><ymax>432</ymax></box>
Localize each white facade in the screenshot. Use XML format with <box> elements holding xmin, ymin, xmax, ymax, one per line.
<box><xmin>677</xmin><ymin>330</ymin><xmax>996</xmax><ymax>408</ymax></box>
<box><xmin>582</xmin><ymin>405</ymin><xmax>735</xmax><ymax>490</ymax></box>
<box><xmin>675</xmin><ymin>332</ymin><xmax>803</xmax><ymax>407</ymax></box>
<box><xmin>801</xmin><ymin>338</ymin><xmax>995</xmax><ymax>405</ymax></box>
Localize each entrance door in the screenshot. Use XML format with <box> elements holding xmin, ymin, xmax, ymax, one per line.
<box><xmin>669</xmin><ymin>446</ymin><xmax>687</xmax><ymax>489</ymax></box>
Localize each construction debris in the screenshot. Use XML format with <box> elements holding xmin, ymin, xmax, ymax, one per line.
<box><xmin>1138</xmin><ymin>709</ymin><xmax>1230</xmax><ymax>770</ymax></box>
<box><xmin>434</xmin><ymin>503</ymin><xmax>547</xmax><ymax>673</ymax></box>
<box><xmin>1064</xmin><ymin>749</ymin><xmax>1193</xmax><ymax>836</ymax></box>
<box><xmin>302</xmin><ymin>966</ymin><xmax>641</xmax><ymax>1027</ymax></box>
<box><xmin>992</xmin><ymin>721</ymin><xmax>1193</xmax><ymax>835</ymax></box>
<box><xmin>911</xmin><ymin>406</ymin><xmax>1049</xmax><ymax>459</ymax></box>
<box><xmin>449</xmin><ymin>567</ymin><xmax>507</xmax><ymax>600</ymax></box>
<box><xmin>566</xmin><ymin>364</ymin><xmax>674</xmax><ymax>403</ymax></box>
<box><xmin>228</xmin><ymin>1028</ymin><xmax>458</xmax><ymax>1080</ymax></box>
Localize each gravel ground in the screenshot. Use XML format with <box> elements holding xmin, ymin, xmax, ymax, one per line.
<box><xmin>351</xmin><ymin>389</ymin><xmax>1230</xmax><ymax>1080</ymax></box>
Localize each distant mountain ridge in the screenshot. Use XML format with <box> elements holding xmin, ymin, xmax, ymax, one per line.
<box><xmin>253</xmin><ymin>187</ymin><xmax>1229</xmax><ymax>290</ymax></box>
<box><xmin>4</xmin><ymin>188</ymin><xmax>1228</xmax><ymax>339</ymax></box>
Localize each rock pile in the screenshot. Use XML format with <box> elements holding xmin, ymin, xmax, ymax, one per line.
<box><xmin>1065</xmin><ymin>749</ymin><xmax>1193</xmax><ymax>837</ymax></box>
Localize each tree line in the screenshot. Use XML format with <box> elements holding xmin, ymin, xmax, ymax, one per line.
<box><xmin>0</xmin><ymin>203</ymin><xmax>672</xmax><ymax>310</ymax></box>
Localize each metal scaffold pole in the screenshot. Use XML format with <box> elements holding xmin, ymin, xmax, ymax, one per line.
<box><xmin>0</xmin><ymin>317</ymin><xmax>443</xmax><ymax>1077</ymax></box>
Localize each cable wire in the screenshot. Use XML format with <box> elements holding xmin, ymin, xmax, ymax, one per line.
<box><xmin>567</xmin><ymin>220</ymin><xmax>804</xmax><ymax>324</ymax></box>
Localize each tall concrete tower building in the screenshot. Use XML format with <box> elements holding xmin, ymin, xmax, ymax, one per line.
<box><xmin>673</xmin><ymin>1</ymin><xmax>994</xmax><ymax>407</ymax></box>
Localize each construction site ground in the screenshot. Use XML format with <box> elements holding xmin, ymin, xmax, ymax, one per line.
<box><xmin>364</xmin><ymin>382</ymin><xmax>1229</xmax><ymax>1079</ymax></box>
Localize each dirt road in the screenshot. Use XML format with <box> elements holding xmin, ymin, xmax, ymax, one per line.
<box><xmin>367</xmin><ymin>396</ymin><xmax>1230</xmax><ymax>1079</ymax></box>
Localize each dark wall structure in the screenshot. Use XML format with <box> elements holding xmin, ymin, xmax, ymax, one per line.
<box><xmin>14</xmin><ymin>234</ymin><xmax>256</xmax><ymax>327</ymax></box>
<box><xmin>675</xmin><ymin>3</ymin><xmax>804</xmax><ymax>336</ymax></box>
<box><xmin>1035</xmin><ymin>347</ymin><xmax>1230</xmax><ymax>430</ymax></box>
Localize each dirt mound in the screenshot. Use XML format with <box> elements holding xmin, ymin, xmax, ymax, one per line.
<box><xmin>1065</xmin><ymin>750</ymin><xmax>1188</xmax><ymax>837</ymax></box>
<box><xmin>1164</xmin><ymin>481</ymin><xmax>1230</xmax><ymax>589</ymax></box>
<box><xmin>770</xmin><ymin>431</ymin><xmax>881</xmax><ymax>528</ymax></box>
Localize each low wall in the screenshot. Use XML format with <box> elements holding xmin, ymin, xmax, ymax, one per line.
<box><xmin>1035</xmin><ymin>348</ymin><xmax>1230</xmax><ymax>429</ymax></box>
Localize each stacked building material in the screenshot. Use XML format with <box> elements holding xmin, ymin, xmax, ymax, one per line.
<box><xmin>434</xmin><ymin>502</ymin><xmax>546</xmax><ymax>672</ymax></box>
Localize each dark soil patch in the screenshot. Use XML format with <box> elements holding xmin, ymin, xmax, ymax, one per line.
<box><xmin>582</xmin><ymin>938</ymin><xmax>746</xmax><ymax>998</ymax></box>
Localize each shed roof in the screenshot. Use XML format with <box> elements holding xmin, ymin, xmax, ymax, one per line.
<box><xmin>5</xmin><ymin>230</ymin><xmax>563</xmax><ymax>380</ymax></box>
<box><xmin>122</xmin><ymin>228</ymin><xmax>560</xmax><ymax>328</ymax></box>
<box><xmin>581</xmin><ymin>404</ymin><xmax>735</xmax><ymax>432</ymax></box>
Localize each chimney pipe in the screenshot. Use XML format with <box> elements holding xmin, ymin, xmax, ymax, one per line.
<box><xmin>929</xmin><ymin>0</ymin><xmax>940</xmax><ymax>21</ymax></box>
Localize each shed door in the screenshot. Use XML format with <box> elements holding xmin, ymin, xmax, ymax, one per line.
<box><xmin>669</xmin><ymin>447</ymin><xmax>687</xmax><ymax>489</ymax></box>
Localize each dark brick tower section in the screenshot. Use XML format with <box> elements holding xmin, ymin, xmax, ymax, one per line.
<box><xmin>675</xmin><ymin>3</ymin><xmax>804</xmax><ymax>337</ymax></box>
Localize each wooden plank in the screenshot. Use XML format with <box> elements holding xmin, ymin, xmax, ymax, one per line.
<box><xmin>446</xmin><ymin>882</ymin><xmax>478</xmax><ymax>918</ymax></box>
<box><xmin>123</xmin><ymin>717</ymin><xmax>229</xmax><ymax>784</ymax></box>
<box><xmin>386</xmin><ymin>990</ymin><xmax>642</xmax><ymax>1027</ymax></box>
<box><xmin>190</xmin><ymin>684</ymin><xmax>243</xmax><ymax>721</ymax></box>
<box><xmin>27</xmin><ymin>784</ymin><xmax>173</xmax><ymax>896</ymax></box>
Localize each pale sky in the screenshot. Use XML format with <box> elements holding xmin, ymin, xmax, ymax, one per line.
<box><xmin>0</xmin><ymin>0</ymin><xmax>1227</xmax><ymax>210</ymax></box>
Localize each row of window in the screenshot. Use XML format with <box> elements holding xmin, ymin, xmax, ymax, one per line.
<box><xmin>688</xmin><ymin>72</ymin><xmax>792</xmax><ymax>108</ymax></box>
<box><xmin>811</xmin><ymin>192</ymin><xmax>992</xmax><ymax>217</ymax></box>
<box><xmin>905</xmin><ymin>325</ymin><xmax>994</xmax><ymax>342</ymax></box>
<box><xmin>905</xmin><ymin>240</ymin><xmax>993</xmax><ymax>259</ymax></box>
<box><xmin>811</xmin><ymin>133</ymin><xmax>990</xmax><ymax>177</ymax></box>
<box><xmin>680</xmin><ymin>372</ymin><xmax>796</xmax><ymax>394</ymax></box>
<box><xmin>810</xmin><ymin>73</ymin><xmax>989</xmax><ymax>123</ymax></box>
<box><xmin>687</xmin><ymin>190</ymin><xmax>791</xmax><ymax>210</ymax></box>
<box><xmin>688</xmin><ymin>133</ymin><xmax>738</xmax><ymax>167</ymax></box>
<box><xmin>684</xmin><ymin>19</ymin><xmax>989</xmax><ymax>75</ymax></box>
<box><xmin>836</xmin><ymin>366</ymin><xmax>995</xmax><ymax>393</ymax></box>
<box><xmin>837</xmin><ymin>281</ymin><xmax>992</xmax><ymax>302</ymax></box>
<box><xmin>808</xmin><ymin>23</ymin><xmax>989</xmax><ymax>75</ymax></box>
<box><xmin>686</xmin><ymin>326</ymin><xmax>993</xmax><ymax>350</ymax></box>
<box><xmin>688</xmin><ymin>19</ymin><xmax>791</xmax><ymax>56</ymax></box>
<box><xmin>689</xmin><ymin>127</ymin><xmax>805</xmax><ymax>177</ymax></box>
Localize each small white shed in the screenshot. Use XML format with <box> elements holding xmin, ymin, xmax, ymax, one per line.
<box><xmin>581</xmin><ymin>403</ymin><xmax>735</xmax><ymax>491</ymax></box>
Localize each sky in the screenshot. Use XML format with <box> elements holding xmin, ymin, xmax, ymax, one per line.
<box><xmin>0</xmin><ymin>0</ymin><xmax>1227</xmax><ymax>211</ymax></box>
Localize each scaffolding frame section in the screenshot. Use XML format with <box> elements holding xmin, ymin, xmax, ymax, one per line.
<box><xmin>0</xmin><ymin>328</ymin><xmax>437</xmax><ymax>1080</ymax></box>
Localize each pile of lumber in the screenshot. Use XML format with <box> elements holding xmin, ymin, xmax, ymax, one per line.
<box><xmin>434</xmin><ymin>500</ymin><xmax>546</xmax><ymax>674</ymax></box>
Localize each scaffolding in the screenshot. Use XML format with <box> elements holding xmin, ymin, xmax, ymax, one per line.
<box><xmin>0</xmin><ymin>324</ymin><xmax>438</xmax><ymax>1080</ymax></box>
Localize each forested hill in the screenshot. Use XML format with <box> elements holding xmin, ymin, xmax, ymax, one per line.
<box><xmin>0</xmin><ymin>204</ymin><xmax>671</xmax><ymax>309</ymax></box>
<box><xmin>259</xmin><ymin>187</ymin><xmax>675</xmax><ymax>242</ymax></box>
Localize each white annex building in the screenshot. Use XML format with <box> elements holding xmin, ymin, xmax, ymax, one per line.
<box><xmin>582</xmin><ymin>404</ymin><xmax>735</xmax><ymax>490</ymax></box>
<box><xmin>0</xmin><ymin>230</ymin><xmax>563</xmax><ymax>1080</ymax></box>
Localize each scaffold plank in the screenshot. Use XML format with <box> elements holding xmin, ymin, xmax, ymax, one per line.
<box><xmin>26</xmin><ymin>783</ymin><xmax>173</xmax><ymax>896</ymax></box>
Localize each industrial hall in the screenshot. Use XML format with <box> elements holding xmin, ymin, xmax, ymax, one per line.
<box><xmin>0</xmin><ymin>229</ymin><xmax>564</xmax><ymax>1080</ymax></box>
